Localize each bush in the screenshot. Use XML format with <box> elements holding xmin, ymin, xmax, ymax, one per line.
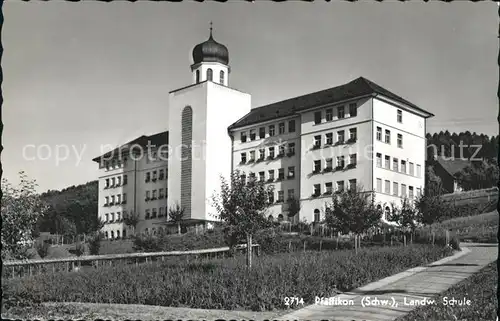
<box><xmin>87</xmin><ymin>233</ymin><xmax>102</xmax><ymax>255</ymax></box>
<box><xmin>35</xmin><ymin>242</ymin><xmax>50</xmax><ymax>258</ymax></box>
<box><xmin>2</xmin><ymin>245</ymin><xmax>453</xmax><ymax>312</ymax></box>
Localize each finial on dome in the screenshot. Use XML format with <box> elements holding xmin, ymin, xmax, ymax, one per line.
<box><xmin>209</xmin><ymin>21</ymin><xmax>213</xmax><ymax>38</ymax></box>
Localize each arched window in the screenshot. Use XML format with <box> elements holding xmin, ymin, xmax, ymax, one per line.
<box><xmin>384</xmin><ymin>206</ymin><xmax>391</xmax><ymax>221</ymax></box>
<box><xmin>220</xmin><ymin>70</ymin><xmax>225</xmax><ymax>84</ymax></box>
<box><xmin>196</xmin><ymin>70</ymin><xmax>200</xmax><ymax>83</ymax></box>
<box><xmin>207</xmin><ymin>68</ymin><xmax>213</xmax><ymax>81</ymax></box>
<box><xmin>105</xmin><ymin>231</ymin><xmax>108</xmax><ymax>239</ymax></box>
<box><xmin>268</xmin><ymin>215</ymin><xmax>274</xmax><ymax>221</ymax></box>
<box><xmin>116</xmin><ymin>230</ymin><xmax>120</xmax><ymax>239</ymax></box>
<box><xmin>278</xmin><ymin>214</ymin><xmax>284</xmax><ymax>222</ymax></box>
<box><xmin>110</xmin><ymin>231</ymin><xmax>114</xmax><ymax>240</ymax></box>
<box><xmin>314</xmin><ymin>209</ymin><xmax>320</xmax><ymax>222</ymax></box>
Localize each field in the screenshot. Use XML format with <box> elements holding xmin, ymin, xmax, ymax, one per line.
<box><xmin>396</xmin><ymin>261</ymin><xmax>498</xmax><ymax>321</ymax></box>
<box><xmin>2</xmin><ymin>245</ymin><xmax>453</xmax><ymax>313</ymax></box>
<box><xmin>424</xmin><ymin>210</ymin><xmax>498</xmax><ymax>243</ymax></box>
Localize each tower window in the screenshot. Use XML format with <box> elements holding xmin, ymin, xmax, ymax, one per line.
<box><xmin>220</xmin><ymin>70</ymin><xmax>225</xmax><ymax>84</ymax></box>
<box><xmin>207</xmin><ymin>68</ymin><xmax>213</xmax><ymax>81</ymax></box>
<box><xmin>196</xmin><ymin>70</ymin><xmax>200</xmax><ymax>83</ymax></box>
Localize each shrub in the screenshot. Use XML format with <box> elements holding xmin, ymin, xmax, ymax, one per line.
<box><xmin>35</xmin><ymin>241</ymin><xmax>50</xmax><ymax>258</ymax></box>
<box><xmin>87</xmin><ymin>233</ymin><xmax>102</xmax><ymax>255</ymax></box>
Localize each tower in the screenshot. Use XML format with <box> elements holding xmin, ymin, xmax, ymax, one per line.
<box><xmin>167</xmin><ymin>24</ymin><xmax>251</xmax><ymax>228</ymax></box>
<box><xmin>190</xmin><ymin>22</ymin><xmax>230</xmax><ymax>86</ymax></box>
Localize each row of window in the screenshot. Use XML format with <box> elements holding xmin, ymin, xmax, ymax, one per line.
<box><xmin>314</xmin><ymin>103</ymin><xmax>357</xmax><ymax>125</ymax></box>
<box><xmin>376</xmin><ymin>126</ymin><xmax>403</xmax><ymax>148</ymax></box>
<box><xmin>105</xmin><ymin>175</ymin><xmax>128</xmax><ymax>189</ymax></box>
<box><xmin>103</xmin><ymin>158</ymin><xmax>128</xmax><ymax>171</ymax></box>
<box><xmin>104</xmin><ymin>229</ymin><xmax>126</xmax><ymax>240</ymax></box>
<box><xmin>240</xmin><ymin>143</ymin><xmax>296</xmax><ymax>164</ymax></box>
<box><xmin>313</xmin><ymin>128</ymin><xmax>357</xmax><ymax>149</ymax></box>
<box><xmin>312</xmin><ymin>179</ymin><xmax>357</xmax><ymax>197</ymax></box>
<box><xmin>312</xmin><ymin>154</ymin><xmax>357</xmax><ymax>173</ymax></box>
<box><xmin>196</xmin><ymin>68</ymin><xmax>225</xmax><ymax>84</ymax></box>
<box><xmin>146</xmin><ymin>151</ymin><xmax>168</xmax><ymax>164</ymax></box>
<box><xmin>145</xmin><ymin>207</ymin><xmax>168</xmax><ymax>219</ymax></box>
<box><xmin>375</xmin><ymin>153</ymin><xmax>422</xmax><ymax>177</ymax></box>
<box><xmin>240</xmin><ymin>119</ymin><xmax>297</xmax><ymax>143</ymax></box>
<box><xmin>241</xmin><ymin>166</ymin><xmax>296</xmax><ymax>183</ymax></box>
<box><xmin>145</xmin><ymin>189</ymin><xmax>167</xmax><ymax>201</ymax></box>
<box><xmin>145</xmin><ymin>169</ymin><xmax>167</xmax><ymax>182</ymax></box>
<box><xmin>104</xmin><ymin>211</ymin><xmax>127</xmax><ymax>223</ymax></box>
<box><xmin>267</xmin><ymin>189</ymin><xmax>296</xmax><ymax>204</ymax></box>
<box><xmin>375</xmin><ymin>178</ymin><xmax>422</xmax><ymax>199</ymax></box>
<box><xmin>104</xmin><ymin>194</ymin><xmax>127</xmax><ymax>206</ymax></box>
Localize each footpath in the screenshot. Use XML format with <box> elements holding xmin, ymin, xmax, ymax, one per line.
<box><xmin>279</xmin><ymin>243</ymin><xmax>498</xmax><ymax>321</ymax></box>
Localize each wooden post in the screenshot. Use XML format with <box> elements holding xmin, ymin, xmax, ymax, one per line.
<box><xmin>336</xmin><ymin>234</ymin><xmax>339</xmax><ymax>250</ymax></box>
<box><xmin>432</xmin><ymin>232</ymin><xmax>435</xmax><ymax>245</ymax></box>
<box><xmin>404</xmin><ymin>234</ymin><xmax>407</xmax><ymax>247</ymax></box>
<box><xmin>319</xmin><ymin>240</ymin><xmax>323</xmax><ymax>252</ymax></box>
<box><xmin>303</xmin><ymin>240</ymin><xmax>306</xmax><ymax>252</ymax></box>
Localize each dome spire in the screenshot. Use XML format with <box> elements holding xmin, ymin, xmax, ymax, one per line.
<box><xmin>209</xmin><ymin>21</ymin><xmax>213</xmax><ymax>39</ymax></box>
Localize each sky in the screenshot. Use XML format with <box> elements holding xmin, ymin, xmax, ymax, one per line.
<box><xmin>2</xmin><ymin>1</ymin><xmax>498</xmax><ymax>193</ymax></box>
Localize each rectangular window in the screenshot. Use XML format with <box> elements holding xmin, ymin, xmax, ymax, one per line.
<box><xmin>105</xmin><ymin>179</ymin><xmax>109</xmax><ymax>188</ymax></box>
<box><xmin>325</xmin><ymin>133</ymin><xmax>333</xmax><ymax>145</ymax></box>
<box><xmin>159</xmin><ymin>207</ymin><xmax>164</xmax><ymax>217</ymax></box>
<box><xmin>409</xmin><ymin>186</ymin><xmax>414</xmax><ymax>199</ymax></box>
<box><xmin>152</xmin><ymin>190</ymin><xmax>157</xmax><ymax>199</ymax></box>
<box><xmin>117</xmin><ymin>212</ymin><xmax>122</xmax><ymax>221</ymax></box>
<box><xmin>288</xmin><ymin>120</ymin><xmax>296</xmax><ymax>133</ymax></box>
<box><xmin>117</xmin><ymin>176</ymin><xmax>121</xmax><ymax>186</ymax></box>
<box><xmin>105</xmin><ymin>196</ymin><xmax>109</xmax><ymax>206</ymax></box>
<box><xmin>123</xmin><ymin>193</ymin><xmax>127</xmax><ymax>203</ymax></box>
<box><xmin>278</xmin><ymin>145</ymin><xmax>285</xmax><ymax>156</ymax></box>
<box><xmin>117</xmin><ymin>194</ymin><xmax>121</xmax><ymax>203</ymax></box>
<box><xmin>288</xmin><ymin>142</ymin><xmax>295</xmax><ymax>155</ymax></box>
<box><xmin>240</xmin><ymin>153</ymin><xmax>246</xmax><ymax>164</ymax></box>
<box><xmin>325</xmin><ymin>182</ymin><xmax>333</xmax><ymax>194</ymax></box>
<box><xmin>417</xmin><ymin>187</ymin><xmax>422</xmax><ymax>197</ymax></box>
<box><xmin>288</xmin><ymin>189</ymin><xmax>295</xmax><ymax>200</ymax></box>
<box><xmin>278</xmin><ymin>122</ymin><xmax>285</xmax><ymax>134</ymax></box>
<box><xmin>159</xmin><ymin>170</ymin><xmax>164</xmax><ymax>180</ymax></box>
<box><xmin>146</xmin><ymin>191</ymin><xmax>150</xmax><ymax>199</ymax></box>
<box><xmin>350</xmin><ymin>154</ymin><xmax>357</xmax><ymax>166</ymax></box>
<box><xmin>325</xmin><ymin>108</ymin><xmax>333</xmax><ymax>121</ymax></box>
<box><xmin>393</xmin><ymin>158</ymin><xmax>399</xmax><ymax>172</ymax></box>
<box><xmin>152</xmin><ymin>171</ymin><xmax>157</xmax><ymax>180</ymax></box>
<box><xmin>278</xmin><ymin>168</ymin><xmax>285</xmax><ymax>180</ymax></box>
<box><xmin>325</xmin><ymin>158</ymin><xmax>333</xmax><ymax>169</ymax></box>
<box><xmin>313</xmin><ymin>160</ymin><xmax>321</xmax><ymax>173</ymax></box>
<box><xmin>313</xmin><ymin>184</ymin><xmax>321</xmax><ymax>196</ymax></box>
<box><xmin>288</xmin><ymin>166</ymin><xmax>295</xmax><ymax>178</ymax></box>
<box><xmin>269</xmin><ymin>146</ymin><xmax>275</xmax><ymax>158</ymax></box>
<box><xmin>349</xmin><ymin>103</ymin><xmax>357</xmax><ymax>117</ymax></box>
<box><xmin>337</xmin><ymin>106</ymin><xmax>345</xmax><ymax>119</ymax></box>
<box><xmin>409</xmin><ymin>162</ymin><xmax>414</xmax><ymax>176</ymax></box>
<box><xmin>105</xmin><ymin>213</ymin><xmax>109</xmax><ymax>222</ymax></box>
<box><xmin>393</xmin><ymin>182</ymin><xmax>399</xmax><ymax>196</ymax></box>
<box><xmin>268</xmin><ymin>191</ymin><xmax>274</xmax><ymax>203</ymax></box>
<box><xmin>337</xmin><ymin>156</ymin><xmax>345</xmax><ymax>168</ymax></box>
<box><xmin>385</xmin><ymin>180</ymin><xmax>390</xmax><ymax>194</ymax></box>
<box><xmin>259</xmin><ymin>171</ymin><xmax>265</xmax><ymax>182</ymax></box>
<box><xmin>111</xmin><ymin>177</ymin><xmax>116</xmax><ymax>186</ymax></box>
<box><xmin>314</xmin><ymin>135</ymin><xmax>321</xmax><ymax>148</ymax></box>
<box><xmin>241</xmin><ymin>131</ymin><xmax>247</xmax><ymax>143</ymax></box>
<box><xmin>401</xmin><ymin>160</ymin><xmax>407</xmax><ymax>174</ymax></box>
<box><xmin>314</xmin><ymin>111</ymin><xmax>322</xmax><ymax>124</ymax></box>
<box><xmin>259</xmin><ymin>149</ymin><xmax>265</xmax><ymax>160</ymax></box>
<box><xmin>376</xmin><ymin>178</ymin><xmax>382</xmax><ymax>192</ymax></box>
<box><xmin>268</xmin><ymin>170</ymin><xmax>275</xmax><ymax>181</ymax></box>
<box><xmin>401</xmin><ymin>184</ymin><xmax>407</xmax><ymax>197</ymax></box>
<box><xmin>259</xmin><ymin>127</ymin><xmax>266</xmax><ymax>139</ymax></box>
<box><xmin>145</xmin><ymin>209</ymin><xmax>150</xmax><ymax>219</ymax></box>
<box><xmin>337</xmin><ymin>181</ymin><xmax>345</xmax><ymax>192</ymax></box>
<box><xmin>397</xmin><ymin>109</ymin><xmax>403</xmax><ymax>123</ymax></box>
<box><xmin>269</xmin><ymin>125</ymin><xmax>275</xmax><ymax>136</ymax></box>
<box><xmin>337</xmin><ymin>130</ymin><xmax>345</xmax><ymax>144</ymax></box>
<box><xmin>249</xmin><ymin>151</ymin><xmax>255</xmax><ymax>161</ymax></box>
<box><xmin>159</xmin><ymin>188</ymin><xmax>164</xmax><ymax>199</ymax></box>
<box><xmin>278</xmin><ymin>191</ymin><xmax>284</xmax><ymax>203</ymax></box>
<box><xmin>111</xmin><ymin>195</ymin><xmax>115</xmax><ymax>204</ymax></box>
<box><xmin>385</xmin><ymin>130</ymin><xmax>391</xmax><ymax>144</ymax></box>
<box><xmin>376</xmin><ymin>153</ymin><xmax>382</xmax><ymax>167</ymax></box>
<box><xmin>249</xmin><ymin>172</ymin><xmax>256</xmax><ymax>181</ymax></box>
<box><xmin>397</xmin><ymin>134</ymin><xmax>403</xmax><ymax>148</ymax></box>
<box><xmin>111</xmin><ymin>213</ymin><xmax>115</xmax><ymax>222</ymax></box>
<box><xmin>349</xmin><ymin>128</ymin><xmax>357</xmax><ymax>141</ymax></box>
<box><xmin>417</xmin><ymin>164</ymin><xmax>422</xmax><ymax>178</ymax></box>
<box><xmin>385</xmin><ymin>155</ymin><xmax>390</xmax><ymax>169</ymax></box>
<box><xmin>250</xmin><ymin>129</ymin><xmax>256</xmax><ymax>141</ymax></box>
<box><xmin>349</xmin><ymin>179</ymin><xmax>357</xmax><ymax>191</ymax></box>
<box><xmin>376</xmin><ymin>127</ymin><xmax>382</xmax><ymax>141</ymax></box>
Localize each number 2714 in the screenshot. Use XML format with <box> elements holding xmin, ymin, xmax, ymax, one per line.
<box><xmin>284</xmin><ymin>297</ymin><xmax>304</xmax><ymax>305</ymax></box>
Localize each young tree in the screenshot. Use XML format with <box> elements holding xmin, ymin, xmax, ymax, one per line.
<box><xmin>326</xmin><ymin>186</ymin><xmax>382</xmax><ymax>235</ymax></box>
<box><xmin>168</xmin><ymin>202</ymin><xmax>185</xmax><ymax>235</ymax></box>
<box><xmin>389</xmin><ymin>198</ymin><xmax>417</xmax><ymax>231</ymax></box>
<box><xmin>415</xmin><ymin>188</ymin><xmax>452</xmax><ymax>225</ymax></box>
<box><xmin>123</xmin><ymin>211</ymin><xmax>140</xmax><ymax>236</ymax></box>
<box><xmin>212</xmin><ymin>170</ymin><xmax>274</xmax><ymax>268</ymax></box>
<box><xmin>1</xmin><ymin>172</ymin><xmax>49</xmax><ymax>260</ymax></box>
<box><xmin>286</xmin><ymin>198</ymin><xmax>301</xmax><ymax>232</ymax></box>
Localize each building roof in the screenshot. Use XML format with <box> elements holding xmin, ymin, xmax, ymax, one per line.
<box><xmin>92</xmin><ymin>131</ymin><xmax>169</xmax><ymax>163</ymax></box>
<box><xmin>228</xmin><ymin>76</ymin><xmax>434</xmax><ymax>131</ymax></box>
<box><xmin>435</xmin><ymin>156</ymin><xmax>471</xmax><ymax>177</ymax></box>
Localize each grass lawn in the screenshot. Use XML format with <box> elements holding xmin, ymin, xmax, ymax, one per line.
<box><xmin>3</xmin><ymin>244</ymin><xmax>453</xmax><ymax>314</ymax></box>
<box><xmin>396</xmin><ymin>261</ymin><xmax>498</xmax><ymax>321</ymax></box>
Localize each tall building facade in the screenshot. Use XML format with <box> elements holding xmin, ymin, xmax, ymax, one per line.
<box><xmin>228</xmin><ymin>77</ymin><xmax>433</xmax><ymax>224</ymax></box>
<box><xmin>93</xmin><ymin>29</ymin><xmax>250</xmax><ymax>238</ymax></box>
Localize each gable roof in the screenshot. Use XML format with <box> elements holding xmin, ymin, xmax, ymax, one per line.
<box><xmin>92</xmin><ymin>131</ymin><xmax>168</xmax><ymax>162</ymax></box>
<box><xmin>228</xmin><ymin>76</ymin><xmax>434</xmax><ymax>130</ymax></box>
<box><xmin>435</xmin><ymin>156</ymin><xmax>471</xmax><ymax>177</ymax></box>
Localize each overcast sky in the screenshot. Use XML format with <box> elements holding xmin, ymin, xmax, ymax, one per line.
<box><xmin>3</xmin><ymin>1</ymin><xmax>498</xmax><ymax>193</ymax></box>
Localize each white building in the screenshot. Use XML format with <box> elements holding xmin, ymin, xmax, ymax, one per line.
<box><xmin>228</xmin><ymin>77</ymin><xmax>434</xmax><ymax>224</ymax></box>
<box><xmin>93</xmin><ymin>28</ymin><xmax>434</xmax><ymax>238</ymax></box>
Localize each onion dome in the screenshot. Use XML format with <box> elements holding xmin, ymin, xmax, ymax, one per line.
<box><xmin>192</xmin><ymin>23</ymin><xmax>229</xmax><ymax>65</ymax></box>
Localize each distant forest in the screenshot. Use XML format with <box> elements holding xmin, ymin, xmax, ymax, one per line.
<box><xmin>34</xmin><ymin>131</ymin><xmax>499</xmax><ymax>237</ymax></box>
